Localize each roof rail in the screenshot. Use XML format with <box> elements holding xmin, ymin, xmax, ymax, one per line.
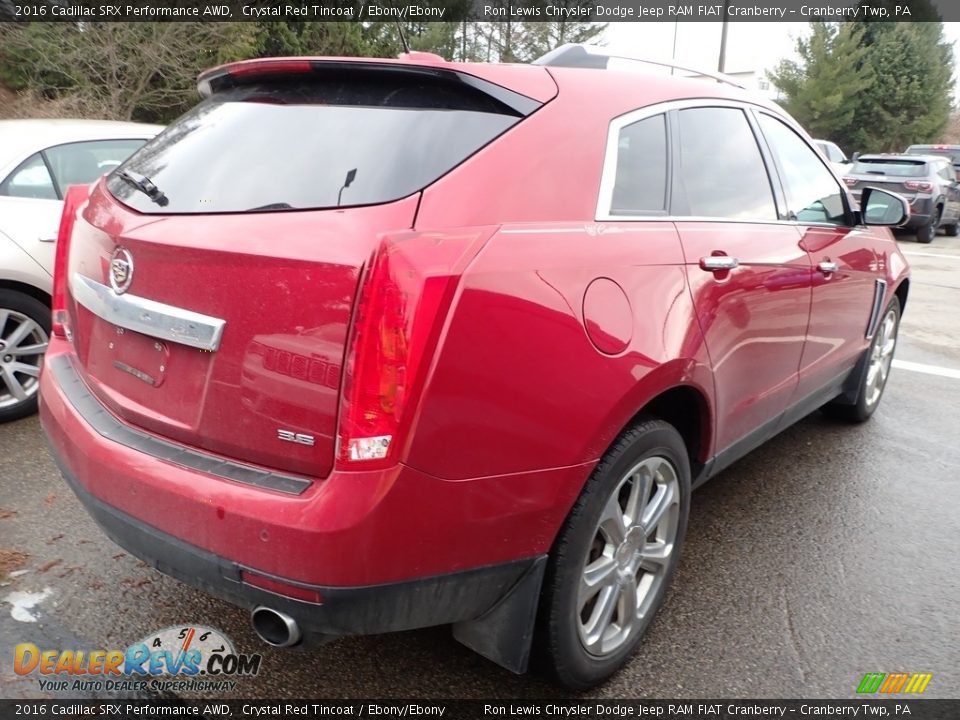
<box><xmin>533</xmin><ymin>44</ymin><xmax>747</xmax><ymax>90</ymax></box>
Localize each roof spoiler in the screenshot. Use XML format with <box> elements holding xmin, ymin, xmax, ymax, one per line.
<box><xmin>196</xmin><ymin>57</ymin><xmax>542</xmax><ymax>117</ymax></box>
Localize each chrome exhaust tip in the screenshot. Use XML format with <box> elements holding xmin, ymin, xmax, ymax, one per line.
<box><xmin>250</xmin><ymin>606</ymin><xmax>302</xmax><ymax>648</ymax></box>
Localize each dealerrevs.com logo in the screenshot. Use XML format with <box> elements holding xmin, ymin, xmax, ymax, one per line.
<box><xmin>14</xmin><ymin>625</ymin><xmax>262</xmax><ymax>693</ymax></box>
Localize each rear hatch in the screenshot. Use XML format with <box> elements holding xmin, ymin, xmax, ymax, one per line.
<box><xmin>62</xmin><ymin>59</ymin><xmax>545</xmax><ymax>479</ymax></box>
<box><xmin>845</xmin><ymin>157</ymin><xmax>930</xmax><ymax>202</ymax></box>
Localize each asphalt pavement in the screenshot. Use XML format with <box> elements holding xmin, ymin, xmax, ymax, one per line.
<box><xmin>1</xmin><ymin>232</ymin><xmax>958</xmax><ymax>700</ymax></box>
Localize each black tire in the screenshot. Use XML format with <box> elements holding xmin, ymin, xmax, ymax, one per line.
<box><xmin>822</xmin><ymin>296</ymin><xmax>900</xmax><ymax>423</ymax></box>
<box><xmin>537</xmin><ymin>418</ymin><xmax>691</xmax><ymax>690</ymax></box>
<box><xmin>0</xmin><ymin>289</ymin><xmax>50</xmax><ymax>423</ymax></box>
<box><xmin>916</xmin><ymin>207</ymin><xmax>940</xmax><ymax>244</ymax></box>
<box><xmin>944</xmin><ymin>223</ymin><xmax>959</xmax><ymax>237</ymax></box>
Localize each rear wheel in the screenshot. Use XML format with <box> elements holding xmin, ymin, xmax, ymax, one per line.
<box><xmin>944</xmin><ymin>222</ymin><xmax>959</xmax><ymax>237</ymax></box>
<box><xmin>0</xmin><ymin>290</ymin><xmax>50</xmax><ymax>422</ymax></box>
<box><xmin>823</xmin><ymin>297</ymin><xmax>900</xmax><ymax>423</ymax></box>
<box><xmin>916</xmin><ymin>207</ymin><xmax>940</xmax><ymax>244</ymax></box>
<box><xmin>537</xmin><ymin>419</ymin><xmax>690</xmax><ymax>690</ymax></box>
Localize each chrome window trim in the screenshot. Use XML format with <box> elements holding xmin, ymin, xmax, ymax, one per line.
<box><xmin>595</xmin><ymin>97</ymin><xmax>855</xmax><ymax>228</ymax></box>
<box><xmin>71</xmin><ymin>273</ymin><xmax>226</xmax><ymax>352</ymax></box>
<box><xmin>596</xmin><ymin>98</ymin><xmax>782</xmax><ymax>222</ymax></box>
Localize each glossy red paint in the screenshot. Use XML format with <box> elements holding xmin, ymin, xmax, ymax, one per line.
<box><xmin>40</xmin><ymin>54</ymin><xmax>909</xmax><ymax>606</ymax></box>
<box><xmin>68</xmin><ymin>182</ymin><xmax>420</xmax><ymax>478</ymax></box>
<box><xmin>40</xmin><ymin>349</ymin><xmax>590</xmax><ymax>585</ymax></box>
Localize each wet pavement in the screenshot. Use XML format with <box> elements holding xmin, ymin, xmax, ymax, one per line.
<box><xmin>1</xmin><ymin>233</ymin><xmax>958</xmax><ymax>700</ymax></box>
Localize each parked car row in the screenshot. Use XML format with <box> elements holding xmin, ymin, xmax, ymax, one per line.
<box><xmin>31</xmin><ymin>43</ymin><xmax>911</xmax><ymax>689</ymax></box>
<box><xmin>814</xmin><ymin>138</ymin><xmax>960</xmax><ymax>244</ymax></box>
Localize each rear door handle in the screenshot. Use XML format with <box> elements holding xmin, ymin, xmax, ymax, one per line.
<box><xmin>700</xmin><ymin>256</ymin><xmax>739</xmax><ymax>271</ymax></box>
<box><xmin>818</xmin><ymin>261</ymin><xmax>839</xmax><ymax>274</ymax></box>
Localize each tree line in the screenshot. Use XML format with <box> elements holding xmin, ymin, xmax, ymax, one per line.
<box><xmin>769</xmin><ymin>1</ymin><xmax>954</xmax><ymax>153</ymax></box>
<box><xmin>0</xmin><ymin>19</ymin><xmax>604</xmax><ymax>123</ymax></box>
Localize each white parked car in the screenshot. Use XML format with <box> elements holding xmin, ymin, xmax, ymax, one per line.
<box><xmin>813</xmin><ymin>138</ymin><xmax>853</xmax><ymax>176</ymax></box>
<box><xmin>0</xmin><ymin>119</ymin><xmax>162</xmax><ymax>421</ymax></box>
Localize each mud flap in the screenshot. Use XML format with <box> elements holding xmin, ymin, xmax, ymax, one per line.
<box><xmin>451</xmin><ymin>555</ymin><xmax>547</xmax><ymax>674</ymax></box>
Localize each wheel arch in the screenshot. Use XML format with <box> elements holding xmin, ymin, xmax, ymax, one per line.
<box><xmin>589</xmin><ymin>373</ymin><xmax>713</xmax><ymax>488</ymax></box>
<box><xmin>0</xmin><ymin>279</ymin><xmax>51</xmax><ymax>308</ymax></box>
<box><xmin>893</xmin><ymin>277</ymin><xmax>909</xmax><ymax>315</ymax></box>
<box><xmin>624</xmin><ymin>384</ymin><xmax>712</xmax><ymax>483</ymax></box>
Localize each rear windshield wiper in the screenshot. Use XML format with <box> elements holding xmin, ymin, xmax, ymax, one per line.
<box><xmin>117</xmin><ymin>170</ymin><xmax>168</xmax><ymax>207</ymax></box>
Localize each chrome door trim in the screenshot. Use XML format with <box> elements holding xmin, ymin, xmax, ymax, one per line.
<box><xmin>71</xmin><ymin>273</ymin><xmax>226</xmax><ymax>351</ymax></box>
<box><xmin>865</xmin><ymin>278</ymin><xmax>888</xmax><ymax>339</ymax></box>
<box><xmin>596</xmin><ymin>98</ymin><xmax>787</xmax><ymax>222</ymax></box>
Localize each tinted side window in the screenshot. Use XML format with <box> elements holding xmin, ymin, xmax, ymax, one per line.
<box><xmin>758</xmin><ymin>114</ymin><xmax>847</xmax><ymax>226</ymax></box>
<box><xmin>0</xmin><ymin>153</ymin><xmax>57</xmax><ymax>200</ymax></box>
<box><xmin>610</xmin><ymin>114</ymin><xmax>667</xmax><ymax>215</ymax></box>
<box><xmin>46</xmin><ymin>139</ymin><xmax>146</xmax><ymax>188</ymax></box>
<box><xmin>676</xmin><ymin>108</ymin><xmax>776</xmax><ymax>220</ymax></box>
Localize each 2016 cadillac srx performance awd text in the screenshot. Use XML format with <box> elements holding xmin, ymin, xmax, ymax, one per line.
<box><xmin>40</xmin><ymin>44</ymin><xmax>911</xmax><ymax>689</ymax></box>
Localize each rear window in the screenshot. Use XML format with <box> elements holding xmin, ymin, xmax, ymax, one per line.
<box><xmin>107</xmin><ymin>75</ymin><xmax>525</xmax><ymax>214</ymax></box>
<box><xmin>851</xmin><ymin>159</ymin><xmax>929</xmax><ymax>178</ymax></box>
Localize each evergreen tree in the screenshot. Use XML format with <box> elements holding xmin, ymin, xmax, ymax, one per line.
<box><xmin>769</xmin><ymin>10</ymin><xmax>954</xmax><ymax>154</ymax></box>
<box><xmin>768</xmin><ymin>22</ymin><xmax>874</xmax><ymax>152</ymax></box>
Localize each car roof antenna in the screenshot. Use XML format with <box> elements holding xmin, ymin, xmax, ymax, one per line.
<box><xmin>394</xmin><ymin>19</ymin><xmax>411</xmax><ymax>55</ymax></box>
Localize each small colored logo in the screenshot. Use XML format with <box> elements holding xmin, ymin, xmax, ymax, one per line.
<box><xmin>857</xmin><ymin>672</ymin><xmax>933</xmax><ymax>694</ymax></box>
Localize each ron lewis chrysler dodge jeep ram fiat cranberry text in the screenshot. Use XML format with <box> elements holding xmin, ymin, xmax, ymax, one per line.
<box><xmin>40</xmin><ymin>45</ymin><xmax>911</xmax><ymax>689</ymax></box>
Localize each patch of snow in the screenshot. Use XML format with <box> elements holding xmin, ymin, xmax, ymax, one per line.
<box><xmin>3</xmin><ymin>588</ymin><xmax>53</xmax><ymax>622</ymax></box>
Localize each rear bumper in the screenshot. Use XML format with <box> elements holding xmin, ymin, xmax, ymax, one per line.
<box><xmin>47</xmin><ymin>451</ymin><xmax>540</xmax><ymax>638</ymax></box>
<box><xmin>39</xmin><ymin>339</ymin><xmax>587</xmax><ymax>590</ymax></box>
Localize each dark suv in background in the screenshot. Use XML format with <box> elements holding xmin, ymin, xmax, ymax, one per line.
<box><xmin>845</xmin><ymin>153</ymin><xmax>960</xmax><ymax>243</ymax></box>
<box><xmin>905</xmin><ymin>143</ymin><xmax>960</xmax><ymax>173</ymax></box>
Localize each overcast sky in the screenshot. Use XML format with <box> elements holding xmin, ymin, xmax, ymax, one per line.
<box><xmin>603</xmin><ymin>22</ymin><xmax>960</xmax><ymax>92</ymax></box>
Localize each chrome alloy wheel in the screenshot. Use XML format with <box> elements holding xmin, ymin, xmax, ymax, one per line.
<box><xmin>0</xmin><ymin>309</ymin><xmax>48</xmax><ymax>410</ymax></box>
<box><xmin>577</xmin><ymin>456</ymin><xmax>680</xmax><ymax>657</ymax></box>
<box><xmin>865</xmin><ymin>309</ymin><xmax>897</xmax><ymax>408</ymax></box>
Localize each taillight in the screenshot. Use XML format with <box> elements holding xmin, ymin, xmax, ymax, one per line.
<box><xmin>843</xmin><ymin>177</ymin><xmax>858</xmax><ymax>187</ymax></box>
<box><xmin>336</xmin><ymin>229</ymin><xmax>493</xmax><ymax>470</ymax></box>
<box><xmin>904</xmin><ymin>181</ymin><xmax>933</xmax><ymax>192</ymax></box>
<box><xmin>51</xmin><ymin>184</ymin><xmax>90</xmax><ymax>338</ymax></box>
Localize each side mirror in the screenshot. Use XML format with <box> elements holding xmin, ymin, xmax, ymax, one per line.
<box><xmin>860</xmin><ymin>187</ymin><xmax>910</xmax><ymax>227</ymax></box>
<box><xmin>851</xmin><ymin>151</ymin><xmax>861</xmax><ymax>162</ymax></box>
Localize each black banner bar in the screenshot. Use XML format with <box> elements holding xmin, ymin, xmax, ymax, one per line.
<box><xmin>1</xmin><ymin>700</ymin><xmax>959</xmax><ymax>720</ymax></box>
<box><xmin>0</xmin><ymin>0</ymin><xmax>957</xmax><ymax>23</ymax></box>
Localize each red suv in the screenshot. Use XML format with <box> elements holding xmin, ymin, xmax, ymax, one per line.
<box><xmin>40</xmin><ymin>45</ymin><xmax>911</xmax><ymax>689</ymax></box>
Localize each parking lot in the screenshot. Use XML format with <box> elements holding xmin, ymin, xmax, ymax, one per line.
<box><xmin>2</xmin><ymin>232</ymin><xmax>958</xmax><ymax>700</ymax></box>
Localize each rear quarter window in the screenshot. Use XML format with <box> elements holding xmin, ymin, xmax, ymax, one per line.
<box><xmin>108</xmin><ymin>74</ymin><xmax>527</xmax><ymax>214</ymax></box>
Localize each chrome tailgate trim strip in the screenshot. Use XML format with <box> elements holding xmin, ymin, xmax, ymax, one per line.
<box><xmin>71</xmin><ymin>273</ymin><xmax>226</xmax><ymax>351</ymax></box>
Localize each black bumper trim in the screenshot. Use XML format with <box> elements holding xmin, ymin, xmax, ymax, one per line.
<box><xmin>47</xmin><ymin>444</ymin><xmax>542</xmax><ymax>638</ymax></box>
<box><xmin>47</xmin><ymin>353</ymin><xmax>311</xmax><ymax>495</ymax></box>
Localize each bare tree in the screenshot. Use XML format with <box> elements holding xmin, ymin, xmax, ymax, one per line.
<box><xmin>0</xmin><ymin>22</ymin><xmax>251</xmax><ymax>121</ymax></box>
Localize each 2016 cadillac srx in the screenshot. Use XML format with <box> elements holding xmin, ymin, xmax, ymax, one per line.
<box><xmin>40</xmin><ymin>45</ymin><xmax>911</xmax><ymax>689</ymax></box>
